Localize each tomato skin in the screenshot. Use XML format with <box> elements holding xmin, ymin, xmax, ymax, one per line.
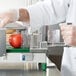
<box><xmin>9</xmin><ymin>34</ymin><xmax>23</xmax><ymax>48</ymax></box>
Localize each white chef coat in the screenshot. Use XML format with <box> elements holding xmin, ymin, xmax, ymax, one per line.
<box><xmin>27</xmin><ymin>0</ymin><xmax>76</xmax><ymax>76</ymax></box>
<box><xmin>62</xmin><ymin>0</ymin><xmax>76</xmax><ymax>76</ymax></box>
<box><xmin>27</xmin><ymin>0</ymin><xmax>69</xmax><ymax>32</ymax></box>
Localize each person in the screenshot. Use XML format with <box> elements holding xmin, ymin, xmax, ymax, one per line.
<box><xmin>0</xmin><ymin>0</ymin><xmax>76</xmax><ymax>76</ymax></box>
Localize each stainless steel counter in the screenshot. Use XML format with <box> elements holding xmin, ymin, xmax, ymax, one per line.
<box><xmin>0</xmin><ymin>70</ymin><xmax>46</xmax><ymax>76</ymax></box>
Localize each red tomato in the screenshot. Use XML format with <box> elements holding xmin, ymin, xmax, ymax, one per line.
<box><xmin>9</xmin><ymin>34</ymin><xmax>23</xmax><ymax>48</ymax></box>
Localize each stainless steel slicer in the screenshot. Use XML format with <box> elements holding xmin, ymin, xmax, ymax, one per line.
<box><xmin>0</xmin><ymin>22</ymin><xmax>70</xmax><ymax>57</ymax></box>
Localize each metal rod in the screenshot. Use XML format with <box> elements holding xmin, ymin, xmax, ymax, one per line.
<box><xmin>48</xmin><ymin>42</ymin><xmax>70</xmax><ymax>47</ymax></box>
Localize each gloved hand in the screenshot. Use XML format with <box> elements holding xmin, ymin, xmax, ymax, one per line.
<box><xmin>0</xmin><ymin>9</ymin><xmax>19</xmax><ymax>27</ymax></box>
<box><xmin>60</xmin><ymin>23</ymin><xmax>76</xmax><ymax>46</ymax></box>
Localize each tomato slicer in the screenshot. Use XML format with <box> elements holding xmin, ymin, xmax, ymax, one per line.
<box><xmin>0</xmin><ymin>23</ymin><xmax>70</xmax><ymax>56</ymax></box>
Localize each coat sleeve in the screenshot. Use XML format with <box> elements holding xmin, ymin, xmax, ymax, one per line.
<box><xmin>27</xmin><ymin>0</ymin><xmax>69</xmax><ymax>32</ymax></box>
<box><xmin>66</xmin><ymin>0</ymin><xmax>76</xmax><ymax>24</ymax></box>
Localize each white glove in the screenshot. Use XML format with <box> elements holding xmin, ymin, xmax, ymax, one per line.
<box><xmin>0</xmin><ymin>9</ymin><xmax>19</xmax><ymax>27</ymax></box>
<box><xmin>60</xmin><ymin>23</ymin><xmax>76</xmax><ymax>46</ymax></box>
